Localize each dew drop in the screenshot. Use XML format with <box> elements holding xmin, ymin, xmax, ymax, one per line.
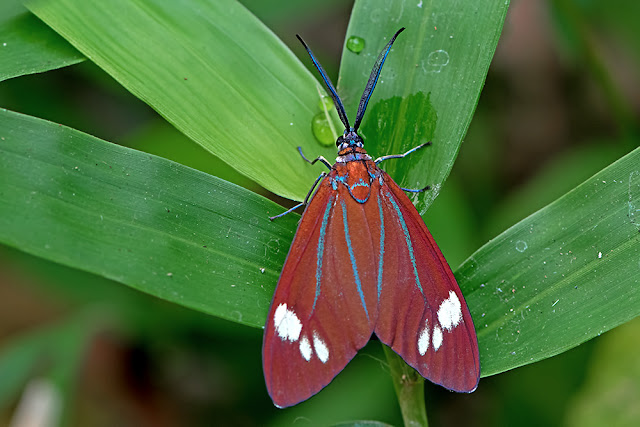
<box><xmin>311</xmin><ymin>112</ymin><xmax>335</xmax><ymax>147</ymax></box>
<box><xmin>317</xmin><ymin>94</ymin><xmax>334</xmax><ymax>111</ymax></box>
<box><xmin>346</xmin><ymin>36</ymin><xmax>365</xmax><ymax>54</ymax></box>
<box><xmin>515</xmin><ymin>240</ymin><xmax>528</xmax><ymax>253</ymax></box>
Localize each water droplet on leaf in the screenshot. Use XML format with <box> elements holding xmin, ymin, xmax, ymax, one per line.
<box><xmin>311</xmin><ymin>113</ymin><xmax>335</xmax><ymax>147</ymax></box>
<box><xmin>317</xmin><ymin>94</ymin><xmax>334</xmax><ymax>111</ymax></box>
<box><xmin>346</xmin><ymin>36</ymin><xmax>365</xmax><ymax>54</ymax></box>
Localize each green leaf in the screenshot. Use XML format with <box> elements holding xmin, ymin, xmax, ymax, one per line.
<box><xmin>5</xmin><ymin>0</ymin><xmax>636</xmax><ymax>385</ymax></box>
<box><xmin>0</xmin><ymin>0</ymin><xmax>84</xmax><ymax>82</ymax></box>
<box><xmin>26</xmin><ymin>0</ymin><xmax>333</xmax><ymax>201</ymax></box>
<box><xmin>7</xmin><ymin>106</ymin><xmax>639</xmax><ymax>389</ymax></box>
<box><xmin>24</xmin><ymin>0</ymin><xmax>509</xmax><ymax>207</ymax></box>
<box><xmin>339</xmin><ymin>0</ymin><xmax>510</xmax><ymax>213</ymax></box>
<box><xmin>0</xmin><ymin>108</ymin><xmax>294</xmax><ymax>328</ymax></box>
<box><xmin>458</xmin><ymin>144</ymin><xmax>640</xmax><ymax>377</ymax></box>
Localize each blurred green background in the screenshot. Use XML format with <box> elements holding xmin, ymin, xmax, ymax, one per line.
<box><xmin>1</xmin><ymin>0</ymin><xmax>639</xmax><ymax>425</ymax></box>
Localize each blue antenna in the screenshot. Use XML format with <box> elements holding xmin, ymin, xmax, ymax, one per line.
<box><xmin>354</xmin><ymin>28</ymin><xmax>404</xmax><ymax>131</ymax></box>
<box><xmin>297</xmin><ymin>28</ymin><xmax>405</xmax><ymax>133</ymax></box>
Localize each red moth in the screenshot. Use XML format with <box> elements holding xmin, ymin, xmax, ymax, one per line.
<box><xmin>263</xmin><ymin>28</ymin><xmax>480</xmax><ymax>408</ymax></box>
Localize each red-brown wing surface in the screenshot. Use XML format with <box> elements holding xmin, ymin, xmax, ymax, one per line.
<box><xmin>263</xmin><ymin>174</ymin><xmax>380</xmax><ymax>408</ymax></box>
<box><xmin>374</xmin><ymin>172</ymin><xmax>480</xmax><ymax>392</ymax></box>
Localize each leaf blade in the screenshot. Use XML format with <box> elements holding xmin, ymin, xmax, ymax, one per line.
<box><xmin>0</xmin><ymin>0</ymin><xmax>84</xmax><ymax>82</ymax></box>
<box><xmin>26</xmin><ymin>0</ymin><xmax>334</xmax><ymax>201</ymax></box>
<box><xmin>0</xmin><ymin>108</ymin><xmax>293</xmax><ymax>328</ymax></box>
<box><xmin>458</xmin><ymin>145</ymin><xmax>640</xmax><ymax>376</ymax></box>
<box><xmin>339</xmin><ymin>0</ymin><xmax>510</xmax><ymax>213</ymax></box>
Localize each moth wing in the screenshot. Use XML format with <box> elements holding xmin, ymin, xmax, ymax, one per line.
<box><xmin>263</xmin><ymin>176</ymin><xmax>378</xmax><ymax>408</ymax></box>
<box><xmin>373</xmin><ymin>173</ymin><xmax>480</xmax><ymax>392</ymax></box>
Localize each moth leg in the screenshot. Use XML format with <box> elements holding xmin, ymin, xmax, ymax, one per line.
<box><xmin>400</xmin><ymin>185</ymin><xmax>431</xmax><ymax>193</ymax></box>
<box><xmin>269</xmin><ymin>172</ymin><xmax>327</xmax><ymax>221</ymax></box>
<box><xmin>374</xmin><ymin>141</ymin><xmax>431</xmax><ymax>165</ymax></box>
<box><xmin>298</xmin><ymin>146</ymin><xmax>332</xmax><ymax>170</ymax></box>
<box><xmin>375</xmin><ymin>142</ymin><xmax>432</xmax><ymax>193</ymax></box>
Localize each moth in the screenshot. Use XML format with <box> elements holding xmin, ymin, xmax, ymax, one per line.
<box><xmin>263</xmin><ymin>28</ymin><xmax>479</xmax><ymax>408</ymax></box>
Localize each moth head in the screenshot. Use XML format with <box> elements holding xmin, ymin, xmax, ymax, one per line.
<box><xmin>336</xmin><ymin>129</ymin><xmax>363</xmax><ymax>150</ymax></box>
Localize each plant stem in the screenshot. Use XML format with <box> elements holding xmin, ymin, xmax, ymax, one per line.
<box><xmin>382</xmin><ymin>344</ymin><xmax>428</xmax><ymax>427</ymax></box>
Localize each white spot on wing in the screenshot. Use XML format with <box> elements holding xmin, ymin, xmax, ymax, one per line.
<box><xmin>273</xmin><ymin>303</ymin><xmax>302</xmax><ymax>342</ymax></box>
<box><xmin>432</xmin><ymin>325</ymin><xmax>443</xmax><ymax>351</ymax></box>
<box><xmin>313</xmin><ymin>332</ymin><xmax>329</xmax><ymax>363</ymax></box>
<box><xmin>418</xmin><ymin>320</ymin><xmax>430</xmax><ymax>356</ymax></box>
<box><xmin>299</xmin><ymin>335</ymin><xmax>312</xmax><ymax>361</ymax></box>
<box><xmin>437</xmin><ymin>291</ymin><xmax>463</xmax><ymax>331</ymax></box>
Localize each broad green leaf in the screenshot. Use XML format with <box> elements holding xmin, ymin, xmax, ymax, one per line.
<box><xmin>459</xmin><ymin>145</ymin><xmax>640</xmax><ymax>377</ymax></box>
<box><xmin>0</xmin><ymin>244</ymin><xmax>258</xmax><ymax>342</ymax></box>
<box><xmin>26</xmin><ymin>0</ymin><xmax>333</xmax><ymax>201</ymax></box>
<box><xmin>0</xmin><ymin>0</ymin><xmax>84</xmax><ymax>82</ymax></box>
<box><xmin>0</xmin><ymin>108</ymin><xmax>295</xmax><ymax>328</ymax></box>
<box><xmin>339</xmin><ymin>0</ymin><xmax>510</xmax><ymax>214</ymax></box>
<box><xmin>25</xmin><ymin>0</ymin><xmax>509</xmax><ymax>208</ymax></box>
<box><xmin>4</xmin><ymin>107</ymin><xmax>640</xmax><ymax>380</ymax></box>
